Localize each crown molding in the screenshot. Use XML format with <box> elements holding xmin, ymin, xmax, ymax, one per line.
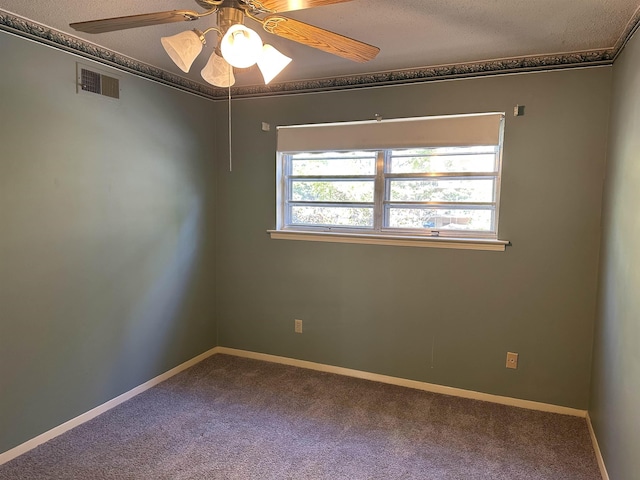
<box><xmin>1</xmin><ymin>8</ymin><xmax>637</xmax><ymax>100</ymax></box>
<box><xmin>232</xmin><ymin>50</ymin><xmax>614</xmax><ymax>98</ymax></box>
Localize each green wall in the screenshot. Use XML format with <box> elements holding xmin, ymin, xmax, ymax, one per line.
<box><xmin>216</xmin><ymin>67</ymin><xmax>611</xmax><ymax>409</ymax></box>
<box><xmin>589</xmin><ymin>29</ymin><xmax>640</xmax><ymax>480</ymax></box>
<box><xmin>0</xmin><ymin>32</ymin><xmax>218</xmax><ymax>453</ymax></box>
<box><xmin>0</xmin><ymin>25</ymin><xmax>620</xmax><ymax>460</ymax></box>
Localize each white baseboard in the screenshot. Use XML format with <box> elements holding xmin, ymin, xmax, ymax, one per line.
<box><xmin>586</xmin><ymin>412</ymin><xmax>610</xmax><ymax>480</ymax></box>
<box><xmin>216</xmin><ymin>347</ymin><xmax>587</xmax><ymax>417</ymax></box>
<box><xmin>0</xmin><ymin>346</ymin><xmax>218</xmax><ymax>466</ymax></box>
<box><xmin>1</xmin><ymin>345</ymin><xmax>590</xmax><ymax>467</ymax></box>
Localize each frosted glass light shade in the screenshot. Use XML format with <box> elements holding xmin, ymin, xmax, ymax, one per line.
<box><xmin>220</xmin><ymin>24</ymin><xmax>263</xmax><ymax>68</ymax></box>
<box><xmin>201</xmin><ymin>52</ymin><xmax>235</xmax><ymax>87</ymax></box>
<box><xmin>161</xmin><ymin>30</ymin><xmax>204</xmax><ymax>73</ymax></box>
<box><xmin>257</xmin><ymin>44</ymin><xmax>292</xmax><ymax>84</ymax></box>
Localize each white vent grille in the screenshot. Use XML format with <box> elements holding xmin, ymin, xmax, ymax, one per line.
<box><xmin>80</xmin><ymin>68</ymin><xmax>101</xmax><ymax>94</ymax></box>
<box><xmin>77</xmin><ymin>64</ymin><xmax>120</xmax><ymax>99</ymax></box>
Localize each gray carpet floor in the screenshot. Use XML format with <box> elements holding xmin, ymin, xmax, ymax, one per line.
<box><xmin>0</xmin><ymin>354</ymin><xmax>601</xmax><ymax>479</ymax></box>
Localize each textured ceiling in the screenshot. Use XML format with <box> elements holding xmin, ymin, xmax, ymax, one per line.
<box><xmin>1</xmin><ymin>0</ymin><xmax>639</xmax><ymax>89</ymax></box>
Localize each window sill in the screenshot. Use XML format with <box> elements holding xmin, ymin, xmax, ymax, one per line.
<box><xmin>267</xmin><ymin>230</ymin><xmax>510</xmax><ymax>251</ymax></box>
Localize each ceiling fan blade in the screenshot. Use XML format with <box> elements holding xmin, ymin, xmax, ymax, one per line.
<box><xmin>253</xmin><ymin>0</ymin><xmax>353</xmax><ymax>13</ymax></box>
<box><xmin>262</xmin><ymin>15</ymin><xmax>379</xmax><ymax>63</ymax></box>
<box><xmin>70</xmin><ymin>10</ymin><xmax>200</xmax><ymax>34</ymax></box>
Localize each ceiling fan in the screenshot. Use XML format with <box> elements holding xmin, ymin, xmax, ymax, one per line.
<box><xmin>69</xmin><ymin>0</ymin><xmax>380</xmax><ymax>87</ymax></box>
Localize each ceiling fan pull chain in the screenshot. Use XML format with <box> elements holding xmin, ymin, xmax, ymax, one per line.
<box><xmin>228</xmin><ymin>80</ymin><xmax>232</xmax><ymax>173</ymax></box>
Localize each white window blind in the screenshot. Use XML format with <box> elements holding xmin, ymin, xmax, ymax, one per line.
<box><xmin>277</xmin><ymin>113</ymin><xmax>504</xmax><ymax>152</ymax></box>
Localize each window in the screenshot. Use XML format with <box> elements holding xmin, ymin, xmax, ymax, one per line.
<box><xmin>273</xmin><ymin>113</ymin><xmax>507</xmax><ymax>250</ymax></box>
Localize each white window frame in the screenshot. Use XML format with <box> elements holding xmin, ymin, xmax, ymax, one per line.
<box><xmin>270</xmin><ymin>113</ymin><xmax>509</xmax><ymax>251</ymax></box>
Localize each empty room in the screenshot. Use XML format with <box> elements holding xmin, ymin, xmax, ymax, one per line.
<box><xmin>0</xmin><ymin>1</ymin><xmax>638</xmax><ymax>479</ymax></box>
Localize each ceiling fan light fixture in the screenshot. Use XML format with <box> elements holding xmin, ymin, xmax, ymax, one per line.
<box><xmin>257</xmin><ymin>44</ymin><xmax>292</xmax><ymax>85</ymax></box>
<box><xmin>201</xmin><ymin>51</ymin><xmax>236</xmax><ymax>87</ymax></box>
<box><xmin>220</xmin><ymin>24</ymin><xmax>263</xmax><ymax>69</ymax></box>
<box><xmin>161</xmin><ymin>29</ymin><xmax>205</xmax><ymax>73</ymax></box>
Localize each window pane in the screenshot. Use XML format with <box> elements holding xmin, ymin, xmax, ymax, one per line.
<box><xmin>389</xmin><ymin>179</ymin><xmax>494</xmax><ymax>203</ymax></box>
<box><xmin>291</xmin><ymin>206</ymin><xmax>373</xmax><ymax>227</ymax></box>
<box><xmin>392</xmin><ymin>146</ymin><xmax>496</xmax><ymax>156</ymax></box>
<box><xmin>389</xmin><ymin>150</ymin><xmax>496</xmax><ymax>174</ymax></box>
<box><xmin>291</xmin><ymin>151</ymin><xmax>376</xmax><ymax>175</ymax></box>
<box><xmin>388</xmin><ymin>208</ymin><xmax>493</xmax><ymax>231</ymax></box>
<box><xmin>292</xmin><ymin>180</ymin><xmax>374</xmax><ymax>202</ymax></box>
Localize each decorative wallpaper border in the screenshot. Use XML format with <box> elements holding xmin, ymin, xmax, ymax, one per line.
<box><xmin>234</xmin><ymin>50</ymin><xmax>615</xmax><ymax>98</ymax></box>
<box><xmin>1</xmin><ymin>8</ymin><xmax>637</xmax><ymax>100</ymax></box>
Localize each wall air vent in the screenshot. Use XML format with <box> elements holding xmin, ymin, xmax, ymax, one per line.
<box><xmin>76</xmin><ymin>63</ymin><xmax>120</xmax><ymax>99</ymax></box>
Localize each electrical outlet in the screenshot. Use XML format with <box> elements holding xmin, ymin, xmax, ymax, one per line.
<box><xmin>506</xmin><ymin>352</ymin><xmax>518</xmax><ymax>369</ymax></box>
<box><xmin>294</xmin><ymin>319</ymin><xmax>303</xmax><ymax>334</ymax></box>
